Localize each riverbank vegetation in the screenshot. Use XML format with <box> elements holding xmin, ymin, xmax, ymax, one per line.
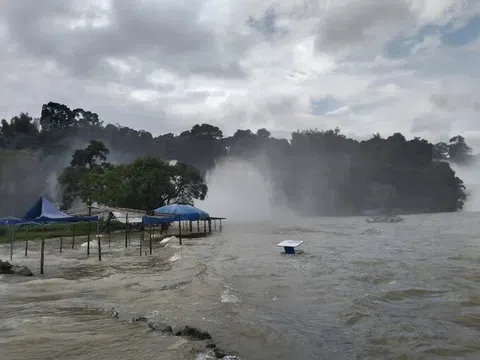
<box><xmin>0</xmin><ymin>101</ymin><xmax>472</xmax><ymax>216</ymax></box>
<box><xmin>0</xmin><ymin>221</ymin><xmax>128</xmax><ymax>244</ymax></box>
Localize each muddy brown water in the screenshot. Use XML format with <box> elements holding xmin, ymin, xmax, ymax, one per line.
<box><xmin>1</xmin><ymin>212</ymin><xmax>480</xmax><ymax>359</ymax></box>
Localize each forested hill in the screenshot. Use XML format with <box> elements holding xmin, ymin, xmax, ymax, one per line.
<box><xmin>0</xmin><ymin>101</ymin><xmax>473</xmax><ymax>217</ymax></box>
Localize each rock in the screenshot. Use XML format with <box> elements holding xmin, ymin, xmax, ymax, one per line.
<box><xmin>12</xmin><ymin>265</ymin><xmax>33</xmax><ymax>276</ymax></box>
<box><xmin>214</xmin><ymin>348</ymin><xmax>229</xmax><ymax>358</ymax></box>
<box><xmin>0</xmin><ymin>260</ymin><xmax>33</xmax><ymax>276</ymax></box>
<box><xmin>175</xmin><ymin>325</ymin><xmax>212</xmax><ymax>340</ymax></box>
<box><xmin>0</xmin><ymin>260</ymin><xmax>14</xmax><ymax>274</ymax></box>
<box><xmin>148</xmin><ymin>322</ymin><xmax>173</xmax><ymax>334</ymax></box>
<box><xmin>109</xmin><ymin>308</ymin><xmax>119</xmax><ymax>319</ymax></box>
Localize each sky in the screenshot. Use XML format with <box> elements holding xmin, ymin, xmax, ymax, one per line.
<box><xmin>0</xmin><ymin>0</ymin><xmax>479</xmax><ymax>146</ymax></box>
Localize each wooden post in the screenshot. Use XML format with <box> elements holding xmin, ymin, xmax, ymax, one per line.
<box><xmin>87</xmin><ymin>206</ymin><xmax>92</xmax><ymax>255</ymax></box>
<box><xmin>208</xmin><ymin>219</ymin><xmax>212</xmax><ymax>233</ymax></box>
<box><xmin>125</xmin><ymin>213</ymin><xmax>129</xmax><ymax>248</ymax></box>
<box><xmin>149</xmin><ymin>226</ymin><xmax>153</xmax><ymax>255</ymax></box>
<box><xmin>9</xmin><ymin>227</ymin><xmax>13</xmax><ymax>261</ymax></box>
<box><xmin>178</xmin><ymin>220</ymin><xmax>182</xmax><ymax>245</ymax></box>
<box><xmin>204</xmin><ymin>220</ymin><xmax>207</xmax><ymax>235</ymax></box>
<box><xmin>139</xmin><ymin>231</ymin><xmax>143</xmax><ymax>256</ymax></box>
<box><xmin>97</xmin><ymin>222</ymin><xmax>102</xmax><ymax>261</ymax></box>
<box><xmin>189</xmin><ymin>220</ymin><xmax>192</xmax><ymax>232</ymax></box>
<box><xmin>197</xmin><ymin>220</ymin><xmax>200</xmax><ymax>233</ymax></box>
<box><xmin>24</xmin><ymin>227</ymin><xmax>28</xmax><ymax>257</ymax></box>
<box><xmin>40</xmin><ymin>224</ymin><xmax>45</xmax><ymax>275</ymax></box>
<box><xmin>60</xmin><ymin>236</ymin><xmax>63</xmax><ymax>253</ymax></box>
<box><xmin>108</xmin><ymin>232</ymin><xmax>111</xmax><ymax>247</ymax></box>
<box><xmin>220</xmin><ymin>219</ymin><xmax>223</xmax><ymax>232</ymax></box>
<box><xmin>72</xmin><ymin>224</ymin><xmax>75</xmax><ymax>249</ymax></box>
<box><xmin>214</xmin><ymin>220</ymin><xmax>217</xmax><ymax>231</ymax></box>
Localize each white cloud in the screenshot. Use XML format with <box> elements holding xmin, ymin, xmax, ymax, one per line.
<box><xmin>0</xmin><ymin>0</ymin><xmax>479</xmax><ymax>147</ymax></box>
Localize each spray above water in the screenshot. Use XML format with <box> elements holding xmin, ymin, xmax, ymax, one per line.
<box><xmin>196</xmin><ymin>157</ymin><xmax>291</xmax><ymax>222</ymax></box>
<box><xmin>451</xmin><ymin>159</ymin><xmax>480</xmax><ymax>212</ymax></box>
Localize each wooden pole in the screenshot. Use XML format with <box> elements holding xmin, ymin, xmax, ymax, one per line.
<box><xmin>178</xmin><ymin>220</ymin><xmax>182</xmax><ymax>245</ymax></box>
<box><xmin>97</xmin><ymin>222</ymin><xmax>102</xmax><ymax>261</ymax></box>
<box><xmin>9</xmin><ymin>227</ymin><xmax>13</xmax><ymax>261</ymax></box>
<box><xmin>24</xmin><ymin>227</ymin><xmax>28</xmax><ymax>257</ymax></box>
<box><xmin>125</xmin><ymin>213</ymin><xmax>129</xmax><ymax>248</ymax></box>
<box><xmin>72</xmin><ymin>224</ymin><xmax>75</xmax><ymax>249</ymax></box>
<box><xmin>220</xmin><ymin>219</ymin><xmax>222</xmax><ymax>232</ymax></box>
<box><xmin>60</xmin><ymin>236</ymin><xmax>63</xmax><ymax>253</ymax></box>
<box><xmin>214</xmin><ymin>220</ymin><xmax>217</xmax><ymax>231</ymax></box>
<box><xmin>40</xmin><ymin>224</ymin><xmax>45</xmax><ymax>275</ymax></box>
<box><xmin>203</xmin><ymin>220</ymin><xmax>207</xmax><ymax>235</ymax></box>
<box><xmin>197</xmin><ymin>220</ymin><xmax>200</xmax><ymax>233</ymax></box>
<box><xmin>139</xmin><ymin>230</ymin><xmax>143</xmax><ymax>256</ymax></box>
<box><xmin>189</xmin><ymin>220</ymin><xmax>192</xmax><ymax>232</ymax></box>
<box><xmin>149</xmin><ymin>226</ymin><xmax>153</xmax><ymax>255</ymax></box>
<box><xmin>208</xmin><ymin>219</ymin><xmax>212</xmax><ymax>233</ymax></box>
<box><xmin>87</xmin><ymin>206</ymin><xmax>92</xmax><ymax>255</ymax></box>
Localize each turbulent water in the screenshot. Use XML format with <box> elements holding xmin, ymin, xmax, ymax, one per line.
<box><xmin>2</xmin><ymin>212</ymin><xmax>480</xmax><ymax>360</ymax></box>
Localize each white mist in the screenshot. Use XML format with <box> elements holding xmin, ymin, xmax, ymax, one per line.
<box><xmin>196</xmin><ymin>156</ymin><xmax>290</xmax><ymax>221</ymax></box>
<box><xmin>451</xmin><ymin>160</ymin><xmax>480</xmax><ymax>212</ymax></box>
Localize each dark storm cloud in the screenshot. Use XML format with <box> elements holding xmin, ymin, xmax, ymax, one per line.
<box><xmin>3</xmin><ymin>0</ymin><xmax>249</xmax><ymax>80</ymax></box>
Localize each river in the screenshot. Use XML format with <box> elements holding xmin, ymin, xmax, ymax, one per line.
<box><xmin>1</xmin><ymin>212</ymin><xmax>480</xmax><ymax>359</ymax></box>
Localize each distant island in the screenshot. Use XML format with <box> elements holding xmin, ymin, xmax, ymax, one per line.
<box><xmin>0</xmin><ymin>101</ymin><xmax>473</xmax><ymax>216</ymax></box>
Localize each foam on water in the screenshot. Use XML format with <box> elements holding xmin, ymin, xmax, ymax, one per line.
<box><xmin>168</xmin><ymin>253</ymin><xmax>181</xmax><ymax>262</ymax></box>
<box><xmin>161</xmin><ymin>236</ymin><xmax>177</xmax><ymax>244</ymax></box>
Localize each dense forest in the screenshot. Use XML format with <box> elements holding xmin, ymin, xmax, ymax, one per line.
<box><xmin>0</xmin><ymin>101</ymin><xmax>473</xmax><ymax>217</ymax></box>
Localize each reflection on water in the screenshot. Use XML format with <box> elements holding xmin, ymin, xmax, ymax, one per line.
<box><xmin>1</xmin><ymin>212</ymin><xmax>480</xmax><ymax>359</ymax></box>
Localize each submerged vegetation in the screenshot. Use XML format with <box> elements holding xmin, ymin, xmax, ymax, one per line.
<box><xmin>0</xmin><ymin>101</ymin><xmax>472</xmax><ymax>216</ymax></box>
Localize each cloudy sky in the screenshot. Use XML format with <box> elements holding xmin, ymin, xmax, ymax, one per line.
<box><xmin>1</xmin><ymin>0</ymin><xmax>479</xmax><ymax>145</ymax></box>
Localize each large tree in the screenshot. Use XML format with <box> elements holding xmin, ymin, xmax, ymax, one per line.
<box><xmin>57</xmin><ymin>140</ymin><xmax>110</xmax><ymax>209</ymax></box>
<box><xmin>95</xmin><ymin>157</ymin><xmax>208</xmax><ymax>211</ymax></box>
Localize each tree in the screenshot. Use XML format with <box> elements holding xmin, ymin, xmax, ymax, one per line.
<box><xmin>448</xmin><ymin>135</ymin><xmax>473</xmax><ymax>164</ymax></box>
<box><xmin>40</xmin><ymin>102</ymin><xmax>76</xmax><ymax>131</ymax></box>
<box><xmin>58</xmin><ymin>140</ymin><xmax>110</xmax><ymax>209</ymax></box>
<box><xmin>70</xmin><ymin>140</ymin><xmax>109</xmax><ymax>169</ymax></box>
<box><xmin>91</xmin><ymin>157</ymin><xmax>208</xmax><ymax>212</ymax></box>
<box><xmin>433</xmin><ymin>142</ymin><xmax>449</xmax><ymax>160</ymax></box>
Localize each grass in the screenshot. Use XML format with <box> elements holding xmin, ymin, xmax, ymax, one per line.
<box><xmin>0</xmin><ymin>221</ymin><xmax>127</xmax><ymax>244</ymax></box>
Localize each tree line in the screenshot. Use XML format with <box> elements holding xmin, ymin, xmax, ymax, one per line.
<box><xmin>0</xmin><ymin>101</ymin><xmax>472</xmax><ymax>216</ymax></box>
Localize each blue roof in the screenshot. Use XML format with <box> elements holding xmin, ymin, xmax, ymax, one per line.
<box><xmin>22</xmin><ymin>196</ymin><xmax>98</xmax><ymax>224</ymax></box>
<box><xmin>154</xmin><ymin>204</ymin><xmax>210</xmax><ymax>221</ymax></box>
<box><xmin>142</xmin><ymin>215</ymin><xmax>174</xmax><ymax>226</ymax></box>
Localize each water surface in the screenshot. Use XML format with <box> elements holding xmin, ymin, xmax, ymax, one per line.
<box><xmin>1</xmin><ymin>212</ymin><xmax>480</xmax><ymax>359</ymax></box>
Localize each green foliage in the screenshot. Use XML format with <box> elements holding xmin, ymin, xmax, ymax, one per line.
<box><xmin>58</xmin><ymin>143</ymin><xmax>208</xmax><ymax>212</ymax></box>
<box><xmin>0</xmin><ymin>101</ymin><xmax>472</xmax><ymax>216</ymax></box>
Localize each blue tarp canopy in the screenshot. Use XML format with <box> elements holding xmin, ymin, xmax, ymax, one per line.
<box><xmin>21</xmin><ymin>196</ymin><xmax>98</xmax><ymax>224</ymax></box>
<box><xmin>154</xmin><ymin>204</ymin><xmax>210</xmax><ymax>221</ymax></box>
<box><xmin>142</xmin><ymin>215</ymin><xmax>175</xmax><ymax>226</ymax></box>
